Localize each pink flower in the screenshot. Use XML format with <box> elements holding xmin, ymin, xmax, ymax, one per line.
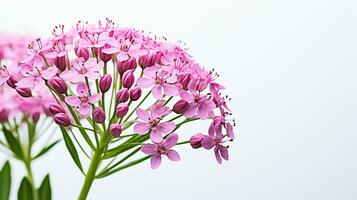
<box><xmin>65</xmin><ymin>82</ymin><xmax>101</xmax><ymax>117</ymax></box>
<box><xmin>134</xmin><ymin>102</ymin><xmax>176</xmax><ymax>143</ymax></box>
<box><xmin>78</xmin><ymin>31</ymin><xmax>109</xmax><ymax>49</ymax></box>
<box><xmin>137</xmin><ymin>65</ymin><xmax>179</xmax><ymax>99</ymax></box>
<box><xmin>201</xmin><ymin>132</ymin><xmax>229</xmax><ymax>164</ymax></box>
<box><xmin>179</xmin><ymin>79</ymin><xmax>216</xmax><ymax>119</ymax></box>
<box><xmin>16</xmin><ymin>64</ymin><xmax>58</xmax><ymax>92</ymax></box>
<box><xmin>102</xmin><ymin>38</ymin><xmax>147</xmax><ymax>61</ymax></box>
<box><xmin>0</xmin><ymin>64</ymin><xmax>19</xmax><ymax>86</ymax></box>
<box><xmin>60</xmin><ymin>57</ymin><xmax>103</xmax><ymax>83</ymax></box>
<box><xmin>141</xmin><ymin>133</ymin><xmax>180</xmax><ymax>169</ymax></box>
<box><xmin>22</xmin><ymin>38</ymin><xmax>51</xmax><ymax>67</ymax></box>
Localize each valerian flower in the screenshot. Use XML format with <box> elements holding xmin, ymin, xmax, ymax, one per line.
<box><xmin>65</xmin><ymin>82</ymin><xmax>101</xmax><ymax>117</ymax></box>
<box><xmin>134</xmin><ymin>102</ymin><xmax>176</xmax><ymax>143</ymax></box>
<box><xmin>141</xmin><ymin>133</ymin><xmax>180</xmax><ymax>169</ymax></box>
<box><xmin>60</xmin><ymin>57</ymin><xmax>103</xmax><ymax>83</ymax></box>
<box><xmin>137</xmin><ymin>65</ymin><xmax>179</xmax><ymax>99</ymax></box>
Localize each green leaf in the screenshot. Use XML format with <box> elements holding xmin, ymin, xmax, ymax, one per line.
<box><xmin>60</xmin><ymin>127</ymin><xmax>83</xmax><ymax>173</ymax></box>
<box><xmin>38</xmin><ymin>175</ymin><xmax>51</xmax><ymax>200</ymax></box>
<box><xmin>2</xmin><ymin>128</ymin><xmax>23</xmax><ymax>159</ymax></box>
<box><xmin>17</xmin><ymin>177</ymin><xmax>33</xmax><ymax>200</ymax></box>
<box><xmin>33</xmin><ymin>140</ymin><xmax>61</xmax><ymax>160</ymax></box>
<box><xmin>0</xmin><ymin>161</ymin><xmax>11</xmax><ymax>200</ymax></box>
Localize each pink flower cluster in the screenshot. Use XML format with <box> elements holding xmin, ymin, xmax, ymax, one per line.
<box><xmin>0</xmin><ymin>33</ymin><xmax>54</xmax><ymax>123</ymax></box>
<box><xmin>9</xmin><ymin>19</ymin><xmax>236</xmax><ymax>168</ymax></box>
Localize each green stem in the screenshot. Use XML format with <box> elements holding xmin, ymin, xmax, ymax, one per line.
<box><xmin>24</xmin><ymin>159</ymin><xmax>39</xmax><ymax>200</ymax></box>
<box><xmin>77</xmin><ymin>132</ymin><xmax>109</xmax><ymax>200</ymax></box>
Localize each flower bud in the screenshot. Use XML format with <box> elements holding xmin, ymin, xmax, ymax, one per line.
<box><xmin>122</xmin><ymin>70</ymin><xmax>135</xmax><ymax>88</ymax></box>
<box><xmin>173</xmin><ymin>99</ymin><xmax>189</xmax><ymax>114</ymax></box>
<box><xmin>100</xmin><ymin>49</ymin><xmax>112</xmax><ymax>63</ymax></box>
<box><xmin>0</xmin><ymin>109</ymin><xmax>9</xmax><ymax>123</ymax></box>
<box><xmin>54</xmin><ymin>113</ymin><xmax>71</xmax><ymax>127</ymax></box>
<box><xmin>54</xmin><ymin>56</ymin><xmax>67</xmax><ymax>71</ymax></box>
<box><xmin>110</xmin><ymin>124</ymin><xmax>122</xmax><ymax>137</ymax></box>
<box><xmin>75</xmin><ymin>47</ymin><xmax>90</xmax><ymax>61</ymax></box>
<box><xmin>6</xmin><ymin>75</ymin><xmax>19</xmax><ymax>88</ymax></box>
<box><xmin>178</xmin><ymin>73</ymin><xmax>192</xmax><ymax>90</ymax></box>
<box><xmin>116</xmin><ymin>103</ymin><xmax>129</xmax><ymax>118</ymax></box>
<box><xmin>138</xmin><ymin>54</ymin><xmax>155</xmax><ymax>68</ymax></box>
<box><xmin>32</xmin><ymin>112</ymin><xmax>41</xmax><ymax>123</ymax></box>
<box><xmin>190</xmin><ymin>133</ymin><xmax>204</xmax><ymax>149</ymax></box>
<box><xmin>49</xmin><ymin>103</ymin><xmax>65</xmax><ymax>115</ymax></box>
<box><xmin>129</xmin><ymin>86</ymin><xmax>142</xmax><ymax>101</ymax></box>
<box><xmin>116</xmin><ymin>88</ymin><xmax>129</xmax><ymax>103</ymax></box>
<box><xmin>154</xmin><ymin>52</ymin><xmax>163</xmax><ymax>65</ymax></box>
<box><xmin>117</xmin><ymin>57</ymin><xmax>137</xmax><ymax>74</ymax></box>
<box><xmin>99</xmin><ymin>74</ymin><xmax>112</xmax><ymax>93</ymax></box>
<box><xmin>16</xmin><ymin>87</ymin><xmax>32</xmax><ymax>98</ymax></box>
<box><xmin>49</xmin><ymin>77</ymin><xmax>67</xmax><ymax>94</ymax></box>
<box><xmin>92</xmin><ymin>107</ymin><xmax>106</xmax><ymax>124</ymax></box>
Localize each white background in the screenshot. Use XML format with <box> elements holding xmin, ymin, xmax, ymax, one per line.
<box><xmin>1</xmin><ymin>0</ymin><xmax>357</xmax><ymax>199</ymax></box>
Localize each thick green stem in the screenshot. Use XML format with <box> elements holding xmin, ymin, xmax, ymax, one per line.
<box><xmin>77</xmin><ymin>132</ymin><xmax>109</xmax><ymax>200</ymax></box>
<box><xmin>24</xmin><ymin>160</ymin><xmax>39</xmax><ymax>200</ymax></box>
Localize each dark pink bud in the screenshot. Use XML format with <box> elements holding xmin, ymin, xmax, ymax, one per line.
<box><xmin>117</xmin><ymin>57</ymin><xmax>137</xmax><ymax>74</ymax></box>
<box><xmin>129</xmin><ymin>86</ymin><xmax>142</xmax><ymax>101</ymax></box>
<box><xmin>48</xmin><ymin>77</ymin><xmax>67</xmax><ymax>94</ymax></box>
<box><xmin>54</xmin><ymin>113</ymin><xmax>71</xmax><ymax>127</ymax></box>
<box><xmin>116</xmin><ymin>103</ymin><xmax>129</xmax><ymax>118</ymax></box>
<box><xmin>49</xmin><ymin>103</ymin><xmax>65</xmax><ymax>115</ymax></box>
<box><xmin>154</xmin><ymin>52</ymin><xmax>163</xmax><ymax>65</ymax></box>
<box><xmin>178</xmin><ymin>73</ymin><xmax>192</xmax><ymax>90</ymax></box>
<box><xmin>75</xmin><ymin>47</ymin><xmax>90</xmax><ymax>61</ymax></box>
<box><xmin>32</xmin><ymin>112</ymin><xmax>41</xmax><ymax>123</ymax></box>
<box><xmin>173</xmin><ymin>99</ymin><xmax>189</xmax><ymax>114</ymax></box>
<box><xmin>92</xmin><ymin>107</ymin><xmax>106</xmax><ymax>124</ymax></box>
<box><xmin>100</xmin><ymin>49</ymin><xmax>112</xmax><ymax>63</ymax></box>
<box><xmin>138</xmin><ymin>54</ymin><xmax>156</xmax><ymax>68</ymax></box>
<box><xmin>99</xmin><ymin>74</ymin><xmax>112</xmax><ymax>93</ymax></box>
<box><xmin>116</xmin><ymin>88</ymin><xmax>129</xmax><ymax>103</ymax></box>
<box><xmin>122</xmin><ymin>70</ymin><xmax>135</xmax><ymax>88</ymax></box>
<box><xmin>6</xmin><ymin>75</ymin><xmax>19</xmax><ymax>88</ymax></box>
<box><xmin>0</xmin><ymin>109</ymin><xmax>9</xmax><ymax>123</ymax></box>
<box><xmin>190</xmin><ymin>133</ymin><xmax>204</xmax><ymax>149</ymax></box>
<box><xmin>54</xmin><ymin>56</ymin><xmax>67</xmax><ymax>71</ymax></box>
<box><xmin>110</xmin><ymin>124</ymin><xmax>122</xmax><ymax>137</ymax></box>
<box><xmin>16</xmin><ymin>88</ymin><xmax>32</xmax><ymax>98</ymax></box>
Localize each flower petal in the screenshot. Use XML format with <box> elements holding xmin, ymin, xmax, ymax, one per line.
<box><xmin>116</xmin><ymin>52</ymin><xmax>129</xmax><ymax>62</ymax></box>
<box><xmin>152</xmin><ymin>85</ymin><xmax>163</xmax><ymax>100</ymax></box>
<box><xmin>214</xmin><ymin>147</ymin><xmax>222</xmax><ymax>164</ymax></box>
<box><xmin>41</xmin><ymin>67</ymin><xmax>58</xmax><ymax>80</ymax></box>
<box><xmin>137</xmin><ymin>77</ymin><xmax>155</xmax><ymax>88</ymax></box>
<box><xmin>89</xmin><ymin>93</ymin><xmax>101</xmax><ymax>104</ymax></box>
<box><xmin>77</xmin><ymin>82</ymin><xmax>89</xmax><ymax>96</ymax></box>
<box><xmin>157</xmin><ymin>122</ymin><xmax>176</xmax><ymax>135</ymax></box>
<box><xmin>163</xmin><ymin>133</ymin><xmax>178</xmax><ymax>149</ymax></box>
<box><xmin>150</xmin><ymin>128</ymin><xmax>163</xmax><ymax>143</ymax></box>
<box><xmin>219</xmin><ymin>146</ymin><xmax>229</xmax><ymax>161</ymax></box>
<box><xmin>134</xmin><ymin>122</ymin><xmax>151</xmax><ymax>134</ymax></box>
<box><xmin>141</xmin><ymin>144</ymin><xmax>157</xmax><ymax>155</ymax></box>
<box><xmin>166</xmin><ymin>150</ymin><xmax>180</xmax><ymax>161</ymax></box>
<box><xmin>201</xmin><ymin>136</ymin><xmax>215</xmax><ymax>150</ymax></box>
<box><xmin>151</xmin><ymin>153</ymin><xmax>162</xmax><ymax>169</ymax></box>
<box><xmin>163</xmin><ymin>84</ymin><xmax>179</xmax><ymax>97</ymax></box>
<box><xmin>65</xmin><ymin>96</ymin><xmax>81</xmax><ymax>106</ymax></box>
<box><xmin>136</xmin><ymin>108</ymin><xmax>150</xmax><ymax>122</ymax></box>
<box><xmin>79</xmin><ymin>103</ymin><xmax>91</xmax><ymax>117</ymax></box>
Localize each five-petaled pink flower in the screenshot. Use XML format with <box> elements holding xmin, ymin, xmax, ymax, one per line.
<box><xmin>137</xmin><ymin>65</ymin><xmax>179</xmax><ymax>100</ymax></box>
<box><xmin>60</xmin><ymin>57</ymin><xmax>103</xmax><ymax>83</ymax></box>
<box><xmin>201</xmin><ymin>129</ymin><xmax>230</xmax><ymax>164</ymax></box>
<box><xmin>141</xmin><ymin>133</ymin><xmax>180</xmax><ymax>169</ymax></box>
<box><xmin>65</xmin><ymin>82</ymin><xmax>101</xmax><ymax>117</ymax></box>
<box><xmin>179</xmin><ymin>79</ymin><xmax>216</xmax><ymax>119</ymax></box>
<box><xmin>134</xmin><ymin>102</ymin><xmax>176</xmax><ymax>143</ymax></box>
<box><xmin>102</xmin><ymin>38</ymin><xmax>147</xmax><ymax>61</ymax></box>
<box><xmin>16</xmin><ymin>64</ymin><xmax>58</xmax><ymax>92</ymax></box>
